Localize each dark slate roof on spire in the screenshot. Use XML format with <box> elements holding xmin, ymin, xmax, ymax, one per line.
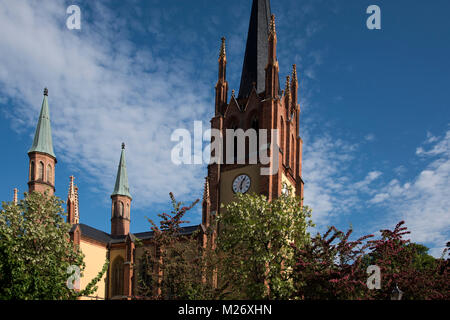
<box><xmin>28</xmin><ymin>89</ymin><xmax>55</xmax><ymax>158</ymax></box>
<box><xmin>111</xmin><ymin>145</ymin><xmax>132</xmax><ymax>199</ymax></box>
<box><xmin>238</xmin><ymin>0</ymin><xmax>275</xmax><ymax>99</ymax></box>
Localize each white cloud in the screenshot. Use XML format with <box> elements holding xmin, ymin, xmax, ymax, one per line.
<box><xmin>425</xmin><ymin>131</ymin><xmax>438</xmax><ymax>144</ymax></box>
<box><xmin>364</xmin><ymin>133</ymin><xmax>375</xmax><ymax>142</ymax></box>
<box><xmin>416</xmin><ymin>130</ymin><xmax>449</xmax><ymax>156</ymax></box>
<box><xmin>304</xmin><ymin>128</ymin><xmax>449</xmax><ymax>257</ymax></box>
<box><xmin>0</xmin><ymin>1</ymin><xmax>211</xmax><ymax>208</ymax></box>
<box><xmin>302</xmin><ymin>133</ymin><xmax>381</xmax><ymax>226</ymax></box>
<box><xmin>370</xmin><ymin>129</ymin><xmax>450</xmax><ymax>256</ymax></box>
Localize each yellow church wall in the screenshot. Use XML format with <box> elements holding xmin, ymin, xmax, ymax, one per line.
<box><xmin>79</xmin><ymin>239</ymin><xmax>108</xmax><ymax>300</ymax></box>
<box><xmin>281</xmin><ymin>173</ymin><xmax>296</xmax><ymax>195</ymax></box>
<box><xmin>220</xmin><ymin>164</ymin><xmax>260</xmax><ymax>207</ymax></box>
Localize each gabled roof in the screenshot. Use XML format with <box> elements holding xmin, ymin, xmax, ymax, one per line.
<box><xmin>134</xmin><ymin>225</ymin><xmax>200</xmax><ymax>241</ymax></box>
<box><xmin>72</xmin><ymin>223</ymin><xmax>111</xmax><ymax>244</ymax></box>
<box><xmin>70</xmin><ymin>223</ymin><xmax>201</xmax><ymax>244</ymax></box>
<box><xmin>28</xmin><ymin>88</ymin><xmax>55</xmax><ymax>158</ymax></box>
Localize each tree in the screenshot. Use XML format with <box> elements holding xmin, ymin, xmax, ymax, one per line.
<box><xmin>0</xmin><ymin>191</ymin><xmax>108</xmax><ymax>300</ymax></box>
<box><xmin>364</xmin><ymin>221</ymin><xmax>449</xmax><ymax>300</ymax></box>
<box><xmin>217</xmin><ymin>191</ymin><xmax>314</xmax><ymax>300</ymax></box>
<box><xmin>292</xmin><ymin>221</ymin><xmax>449</xmax><ymax>300</ymax></box>
<box><xmin>292</xmin><ymin>226</ymin><xmax>374</xmax><ymax>300</ymax></box>
<box><xmin>138</xmin><ymin>193</ymin><xmax>223</xmax><ymax>300</ymax></box>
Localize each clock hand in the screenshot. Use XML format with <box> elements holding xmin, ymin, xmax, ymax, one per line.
<box><xmin>239</xmin><ymin>179</ymin><xmax>244</xmax><ymax>192</ymax></box>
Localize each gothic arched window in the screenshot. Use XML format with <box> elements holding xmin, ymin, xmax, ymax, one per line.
<box><xmin>202</xmin><ymin>203</ymin><xmax>207</xmax><ymax>225</ymax></box>
<box><xmin>38</xmin><ymin>162</ymin><xmax>44</xmax><ymax>180</ymax></box>
<box><xmin>112</xmin><ymin>203</ymin><xmax>116</xmax><ymax>218</ymax></box>
<box><xmin>280</xmin><ymin>117</ymin><xmax>285</xmax><ymax>163</ymax></box>
<box><xmin>119</xmin><ymin>201</ymin><xmax>124</xmax><ymax>217</ymax></box>
<box><xmin>251</xmin><ymin>116</ymin><xmax>259</xmax><ymax>157</ymax></box>
<box><xmin>251</xmin><ymin>117</ymin><xmax>259</xmax><ymax>131</ymax></box>
<box><xmin>111</xmin><ymin>256</ymin><xmax>124</xmax><ymax>297</ymax></box>
<box><xmin>47</xmin><ymin>164</ymin><xmax>52</xmax><ymax>184</ymax></box>
<box><xmin>30</xmin><ymin>161</ymin><xmax>35</xmax><ymax>181</ymax></box>
<box><xmin>227</xmin><ymin>120</ymin><xmax>238</xmax><ymax>162</ymax></box>
<box><xmin>291</xmin><ymin>136</ymin><xmax>295</xmax><ymax>170</ymax></box>
<box><xmin>126</xmin><ymin>203</ymin><xmax>130</xmax><ymax>219</ymax></box>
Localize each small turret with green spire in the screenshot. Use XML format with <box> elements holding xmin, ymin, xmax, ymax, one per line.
<box><xmin>111</xmin><ymin>142</ymin><xmax>132</xmax><ymax>199</ymax></box>
<box><xmin>28</xmin><ymin>88</ymin><xmax>55</xmax><ymax>158</ymax></box>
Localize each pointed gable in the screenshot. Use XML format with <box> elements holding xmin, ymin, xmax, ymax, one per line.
<box><xmin>241</xmin><ymin>86</ymin><xmax>260</xmax><ymax>113</ymax></box>
<box><xmin>224</xmin><ymin>94</ymin><xmax>242</xmax><ymax>119</ymax></box>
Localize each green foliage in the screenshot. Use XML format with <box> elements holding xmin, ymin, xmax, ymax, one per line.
<box><xmin>138</xmin><ymin>193</ymin><xmax>223</xmax><ymax>300</ymax></box>
<box><xmin>294</xmin><ymin>222</ymin><xmax>449</xmax><ymax>300</ymax></box>
<box><xmin>134</xmin><ymin>190</ymin><xmax>448</xmax><ymax>301</ymax></box>
<box><xmin>292</xmin><ymin>226</ymin><xmax>374</xmax><ymax>300</ymax></box>
<box><xmin>80</xmin><ymin>260</ymin><xmax>109</xmax><ymax>298</ymax></box>
<box><xmin>217</xmin><ymin>191</ymin><xmax>314</xmax><ymax>299</ymax></box>
<box><xmin>364</xmin><ymin>222</ymin><xmax>449</xmax><ymax>300</ymax></box>
<box><xmin>0</xmin><ymin>191</ymin><xmax>107</xmax><ymax>300</ymax></box>
<box><xmin>408</xmin><ymin>243</ymin><xmax>438</xmax><ymax>271</ymax></box>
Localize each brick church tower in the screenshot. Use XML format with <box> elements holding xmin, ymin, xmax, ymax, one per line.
<box><xmin>110</xmin><ymin>143</ymin><xmax>132</xmax><ymax>236</ymax></box>
<box><xmin>203</xmin><ymin>0</ymin><xmax>304</xmax><ymax>228</ymax></box>
<box><xmin>28</xmin><ymin>88</ymin><xmax>57</xmax><ymax>196</ymax></box>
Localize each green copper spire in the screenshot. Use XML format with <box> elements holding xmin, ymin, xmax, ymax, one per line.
<box><xmin>28</xmin><ymin>88</ymin><xmax>55</xmax><ymax>158</ymax></box>
<box><xmin>111</xmin><ymin>143</ymin><xmax>132</xmax><ymax>199</ymax></box>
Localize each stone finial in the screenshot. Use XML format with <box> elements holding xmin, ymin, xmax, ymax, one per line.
<box><xmin>203</xmin><ymin>177</ymin><xmax>210</xmax><ymax>201</ymax></box>
<box><xmin>122</xmin><ymin>142</ymin><xmax>125</xmax><ymax>150</ymax></box>
<box><xmin>74</xmin><ymin>186</ymin><xmax>79</xmax><ymax>224</ymax></box>
<box><xmin>13</xmin><ymin>188</ymin><xmax>18</xmax><ymax>205</ymax></box>
<box><xmin>292</xmin><ymin>64</ymin><xmax>298</xmax><ymax>82</ymax></box>
<box><xmin>69</xmin><ymin>176</ymin><xmax>75</xmax><ymax>195</ymax></box>
<box><xmin>231</xmin><ymin>89</ymin><xmax>235</xmax><ymax>97</ymax></box>
<box><xmin>219</xmin><ymin>37</ymin><xmax>226</xmax><ymax>59</ymax></box>
<box><xmin>44</xmin><ymin>88</ymin><xmax>48</xmax><ymax>96</ymax></box>
<box><xmin>269</xmin><ymin>14</ymin><xmax>276</xmax><ymax>36</ymax></box>
<box><xmin>285</xmin><ymin>75</ymin><xmax>291</xmax><ymax>94</ymax></box>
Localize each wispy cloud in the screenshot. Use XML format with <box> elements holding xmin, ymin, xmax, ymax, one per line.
<box><xmin>302</xmin><ymin>132</ymin><xmax>373</xmax><ymax>226</ymax></box>
<box><xmin>0</xmin><ymin>1</ymin><xmax>211</xmax><ymax>208</ymax></box>
<box><xmin>303</xmin><ymin>127</ymin><xmax>449</xmax><ymax>257</ymax></box>
<box><xmin>369</xmin><ymin>128</ymin><xmax>450</xmax><ymax>256</ymax></box>
<box><xmin>364</xmin><ymin>133</ymin><xmax>375</xmax><ymax>142</ymax></box>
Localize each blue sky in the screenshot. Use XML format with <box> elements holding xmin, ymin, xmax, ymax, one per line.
<box><xmin>0</xmin><ymin>0</ymin><xmax>449</xmax><ymax>257</ymax></box>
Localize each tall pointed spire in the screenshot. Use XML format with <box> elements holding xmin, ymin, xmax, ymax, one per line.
<box><xmin>28</xmin><ymin>88</ymin><xmax>55</xmax><ymax>158</ymax></box>
<box><xmin>219</xmin><ymin>37</ymin><xmax>226</xmax><ymax>59</ymax></box>
<box><xmin>291</xmin><ymin>64</ymin><xmax>299</xmax><ymax>112</ymax></box>
<box><xmin>111</xmin><ymin>143</ymin><xmax>132</xmax><ymax>199</ymax></box>
<box><xmin>67</xmin><ymin>176</ymin><xmax>79</xmax><ymax>224</ymax></box>
<box><xmin>203</xmin><ymin>177</ymin><xmax>210</xmax><ymax>202</ymax></box>
<box><xmin>13</xmin><ymin>188</ymin><xmax>18</xmax><ymax>205</ymax></box>
<box><xmin>285</xmin><ymin>75</ymin><xmax>290</xmax><ymax>96</ymax></box>
<box><xmin>215</xmin><ymin>37</ymin><xmax>228</xmax><ymax>115</ymax></box>
<box><xmin>292</xmin><ymin>64</ymin><xmax>298</xmax><ymax>83</ymax></box>
<box><xmin>284</xmin><ymin>75</ymin><xmax>291</xmax><ymax>107</ymax></box>
<box><xmin>238</xmin><ymin>0</ymin><xmax>279</xmax><ymax>99</ymax></box>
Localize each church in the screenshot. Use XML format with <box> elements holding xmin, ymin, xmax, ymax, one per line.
<box><xmin>18</xmin><ymin>0</ymin><xmax>304</xmax><ymax>299</ymax></box>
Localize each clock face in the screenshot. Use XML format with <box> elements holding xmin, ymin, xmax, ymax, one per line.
<box><xmin>232</xmin><ymin>174</ymin><xmax>251</xmax><ymax>194</ymax></box>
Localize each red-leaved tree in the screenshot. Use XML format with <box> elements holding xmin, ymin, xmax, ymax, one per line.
<box><xmin>292</xmin><ymin>226</ymin><xmax>374</xmax><ymax>300</ymax></box>
<box><xmin>365</xmin><ymin>221</ymin><xmax>449</xmax><ymax>300</ymax></box>
<box><xmin>292</xmin><ymin>221</ymin><xmax>449</xmax><ymax>300</ymax></box>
